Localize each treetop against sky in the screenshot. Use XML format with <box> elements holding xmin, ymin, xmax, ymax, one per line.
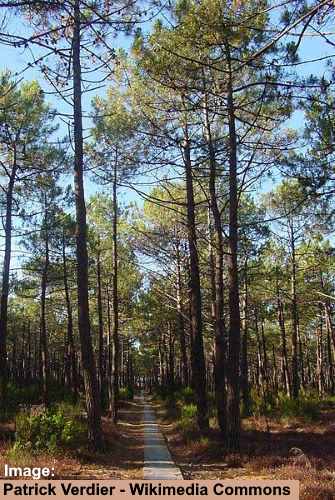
<box><xmin>0</xmin><ymin>1</ymin><xmax>333</xmax><ymax>203</ymax></box>
<box><xmin>0</xmin><ymin>0</ymin><xmax>333</xmax><ymax>279</ymax></box>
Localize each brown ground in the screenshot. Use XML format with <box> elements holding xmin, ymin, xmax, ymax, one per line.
<box><xmin>0</xmin><ymin>399</ymin><xmax>145</xmax><ymax>480</ymax></box>
<box><xmin>154</xmin><ymin>402</ymin><xmax>335</xmax><ymax>500</ymax></box>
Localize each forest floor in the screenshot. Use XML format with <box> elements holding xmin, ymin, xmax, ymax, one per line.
<box><xmin>0</xmin><ymin>399</ymin><xmax>145</xmax><ymax>479</ymax></box>
<box><xmin>153</xmin><ymin>400</ymin><xmax>335</xmax><ymax>500</ymax></box>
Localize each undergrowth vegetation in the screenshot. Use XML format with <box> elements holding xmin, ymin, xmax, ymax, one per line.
<box><xmin>119</xmin><ymin>387</ymin><xmax>134</xmax><ymax>401</ymax></box>
<box><xmin>13</xmin><ymin>405</ymin><xmax>86</xmax><ymax>454</ymax></box>
<box><xmin>155</xmin><ymin>386</ymin><xmax>326</xmax><ymax>440</ymax></box>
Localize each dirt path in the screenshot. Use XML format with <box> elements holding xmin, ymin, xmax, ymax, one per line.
<box><xmin>0</xmin><ymin>399</ymin><xmax>145</xmax><ymax>480</ymax></box>
<box><xmin>61</xmin><ymin>398</ymin><xmax>146</xmax><ymax>479</ymax></box>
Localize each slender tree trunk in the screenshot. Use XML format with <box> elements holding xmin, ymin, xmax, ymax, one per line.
<box><xmin>183</xmin><ymin>120</ymin><xmax>208</xmax><ymax>431</ymax></box>
<box><xmin>40</xmin><ymin>208</ymin><xmax>50</xmax><ymax>407</ymax></box>
<box><xmin>241</xmin><ymin>262</ymin><xmax>251</xmax><ymax>416</ymax></box>
<box><xmin>73</xmin><ymin>0</ymin><xmax>102</xmax><ymax>449</ymax></box>
<box><xmin>175</xmin><ymin>237</ymin><xmax>188</xmax><ymax>386</ymax></box>
<box><xmin>20</xmin><ymin>324</ymin><xmax>25</xmax><ymax>384</ymax></box>
<box><xmin>204</xmin><ymin>94</ymin><xmax>227</xmax><ymax>434</ymax></box>
<box><xmin>261</xmin><ymin>318</ymin><xmax>269</xmax><ymax>383</ymax></box>
<box><xmin>226</xmin><ymin>45</ymin><xmax>241</xmax><ymax>451</ymax></box>
<box><xmin>316</xmin><ymin>305</ymin><xmax>324</xmax><ymax>397</ymax></box>
<box><xmin>26</xmin><ymin>321</ymin><xmax>31</xmax><ymax>384</ymax></box>
<box><xmin>97</xmin><ymin>250</ymin><xmax>104</xmax><ymax>405</ymax></box>
<box><xmin>290</xmin><ymin>223</ymin><xmax>299</xmax><ymax>399</ymax></box>
<box><xmin>255</xmin><ymin>310</ymin><xmax>264</xmax><ymax>393</ymax></box>
<box><xmin>112</xmin><ymin>156</ymin><xmax>119</xmax><ymax>423</ymax></box>
<box><xmin>272</xmin><ymin>344</ymin><xmax>278</xmax><ymax>394</ymax></box>
<box><xmin>324</xmin><ymin>301</ymin><xmax>335</xmax><ymax>354</ymax></box>
<box><xmin>106</xmin><ymin>284</ymin><xmax>113</xmax><ymax>412</ymax></box>
<box><xmin>62</xmin><ymin>230</ymin><xmax>77</xmax><ymax>396</ymax></box>
<box><xmin>0</xmin><ymin>159</ymin><xmax>17</xmax><ymax>404</ymax></box>
<box><xmin>326</xmin><ymin>326</ymin><xmax>334</xmax><ymax>394</ymax></box>
<box><xmin>276</xmin><ymin>275</ymin><xmax>290</xmax><ymax>396</ymax></box>
<box><xmin>167</xmin><ymin>322</ymin><xmax>175</xmax><ymax>389</ymax></box>
<box><xmin>297</xmin><ymin>319</ymin><xmax>305</xmax><ymax>388</ymax></box>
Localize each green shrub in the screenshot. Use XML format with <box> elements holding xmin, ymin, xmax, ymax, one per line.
<box><xmin>119</xmin><ymin>387</ymin><xmax>134</xmax><ymax>400</ymax></box>
<box><xmin>278</xmin><ymin>396</ymin><xmax>320</xmax><ymax>421</ymax></box>
<box><xmin>181</xmin><ymin>403</ymin><xmax>197</xmax><ymax>419</ymax></box>
<box><xmin>177</xmin><ymin>416</ymin><xmax>197</xmax><ymax>437</ymax></box>
<box><xmin>249</xmin><ymin>389</ymin><xmax>321</xmax><ymax>421</ymax></box>
<box><xmin>14</xmin><ymin>408</ymin><xmax>86</xmax><ymax>453</ymax></box>
<box><xmin>176</xmin><ymin>387</ymin><xmax>195</xmax><ymax>404</ymax></box>
<box><xmin>177</xmin><ymin>404</ymin><xmax>198</xmax><ymax>439</ymax></box>
<box><xmin>249</xmin><ymin>389</ymin><xmax>278</xmax><ymax>417</ymax></box>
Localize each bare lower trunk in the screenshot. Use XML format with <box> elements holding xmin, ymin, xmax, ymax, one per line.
<box><xmin>0</xmin><ymin>159</ymin><xmax>17</xmax><ymax>404</ymax></box>
<box><xmin>324</xmin><ymin>302</ymin><xmax>335</xmax><ymax>354</ymax></box>
<box><xmin>176</xmin><ymin>238</ymin><xmax>188</xmax><ymax>386</ymax></box>
<box><xmin>62</xmin><ymin>230</ymin><xmax>77</xmax><ymax>396</ymax></box>
<box><xmin>40</xmin><ymin>209</ymin><xmax>49</xmax><ymax>407</ymax></box>
<box><xmin>73</xmin><ymin>0</ymin><xmax>102</xmax><ymax>449</ymax></box>
<box><xmin>183</xmin><ymin>121</ymin><xmax>208</xmax><ymax>431</ymax></box>
<box><xmin>226</xmin><ymin>45</ymin><xmax>241</xmax><ymax>451</ymax></box>
<box><xmin>241</xmin><ymin>265</ymin><xmax>251</xmax><ymax>416</ymax></box>
<box><xmin>106</xmin><ymin>284</ymin><xmax>113</xmax><ymax>412</ymax></box>
<box><xmin>112</xmin><ymin>158</ymin><xmax>119</xmax><ymax>423</ymax></box>
<box><xmin>316</xmin><ymin>305</ymin><xmax>324</xmax><ymax>397</ymax></box>
<box><xmin>290</xmin><ymin>223</ymin><xmax>299</xmax><ymax>399</ymax></box>
<box><xmin>204</xmin><ymin>95</ymin><xmax>227</xmax><ymax>434</ymax></box>
<box><xmin>97</xmin><ymin>250</ymin><xmax>104</xmax><ymax>405</ymax></box>
<box><xmin>277</xmin><ymin>290</ymin><xmax>290</xmax><ymax>396</ymax></box>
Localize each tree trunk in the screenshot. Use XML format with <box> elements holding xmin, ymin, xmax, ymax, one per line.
<box><xmin>40</xmin><ymin>207</ymin><xmax>50</xmax><ymax>407</ymax></box>
<box><xmin>0</xmin><ymin>159</ymin><xmax>17</xmax><ymax>404</ymax></box>
<box><xmin>62</xmin><ymin>230</ymin><xmax>77</xmax><ymax>396</ymax></box>
<box><xmin>241</xmin><ymin>262</ymin><xmax>251</xmax><ymax>416</ymax></box>
<box><xmin>106</xmin><ymin>284</ymin><xmax>113</xmax><ymax>412</ymax></box>
<box><xmin>175</xmin><ymin>235</ymin><xmax>188</xmax><ymax>386</ymax></box>
<box><xmin>290</xmin><ymin>222</ymin><xmax>299</xmax><ymax>399</ymax></box>
<box><xmin>183</xmin><ymin>120</ymin><xmax>208</xmax><ymax>431</ymax></box>
<box><xmin>26</xmin><ymin>321</ymin><xmax>31</xmax><ymax>384</ymax></box>
<box><xmin>316</xmin><ymin>305</ymin><xmax>324</xmax><ymax>397</ymax></box>
<box><xmin>272</xmin><ymin>344</ymin><xmax>278</xmax><ymax>394</ymax></box>
<box><xmin>326</xmin><ymin>326</ymin><xmax>334</xmax><ymax>394</ymax></box>
<box><xmin>97</xmin><ymin>249</ymin><xmax>104</xmax><ymax>405</ymax></box>
<box><xmin>276</xmin><ymin>278</ymin><xmax>290</xmax><ymax>396</ymax></box>
<box><xmin>226</xmin><ymin>45</ymin><xmax>241</xmax><ymax>451</ymax></box>
<box><xmin>324</xmin><ymin>301</ymin><xmax>335</xmax><ymax>354</ymax></box>
<box><xmin>112</xmin><ymin>157</ymin><xmax>119</xmax><ymax>423</ymax></box>
<box><xmin>204</xmin><ymin>94</ymin><xmax>227</xmax><ymax>434</ymax></box>
<box><xmin>73</xmin><ymin>0</ymin><xmax>102</xmax><ymax>449</ymax></box>
<box><xmin>167</xmin><ymin>322</ymin><xmax>175</xmax><ymax>389</ymax></box>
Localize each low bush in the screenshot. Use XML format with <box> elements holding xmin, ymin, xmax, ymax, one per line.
<box><xmin>278</xmin><ymin>396</ymin><xmax>320</xmax><ymax>421</ymax></box>
<box><xmin>119</xmin><ymin>387</ymin><xmax>134</xmax><ymax>401</ymax></box>
<box><xmin>14</xmin><ymin>407</ymin><xmax>86</xmax><ymax>453</ymax></box>
<box><xmin>248</xmin><ymin>390</ymin><xmax>321</xmax><ymax>421</ymax></box>
<box><xmin>176</xmin><ymin>403</ymin><xmax>198</xmax><ymax>439</ymax></box>
<box><xmin>176</xmin><ymin>387</ymin><xmax>195</xmax><ymax>404</ymax></box>
<box><xmin>181</xmin><ymin>403</ymin><xmax>197</xmax><ymax>420</ymax></box>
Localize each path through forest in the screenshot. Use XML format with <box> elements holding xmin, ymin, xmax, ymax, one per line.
<box><xmin>79</xmin><ymin>395</ymin><xmax>183</xmax><ymax>479</ymax></box>
<box><xmin>142</xmin><ymin>397</ymin><xmax>183</xmax><ymax>480</ymax></box>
